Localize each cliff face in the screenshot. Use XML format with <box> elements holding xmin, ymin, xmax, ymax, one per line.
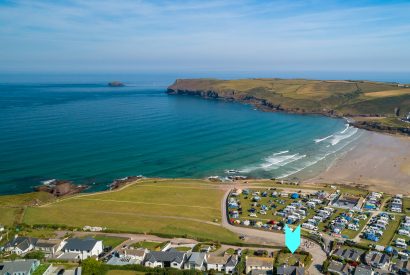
<box><xmin>167</xmin><ymin>78</ymin><xmax>410</xmax><ymax>135</ymax></box>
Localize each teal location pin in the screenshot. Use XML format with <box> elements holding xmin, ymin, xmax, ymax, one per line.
<box><xmin>284</xmin><ymin>224</ymin><xmax>301</xmax><ymax>253</ymax></box>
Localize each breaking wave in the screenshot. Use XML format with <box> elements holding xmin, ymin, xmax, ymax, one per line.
<box><xmin>314</xmin><ymin>134</ymin><xmax>334</xmax><ymax>143</ymax></box>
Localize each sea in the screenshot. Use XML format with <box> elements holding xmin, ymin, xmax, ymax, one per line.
<box><xmin>3</xmin><ymin>71</ymin><xmax>405</xmax><ymax>195</ymax></box>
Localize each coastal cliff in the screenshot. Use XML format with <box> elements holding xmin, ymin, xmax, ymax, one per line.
<box><xmin>167</xmin><ymin>78</ymin><xmax>410</xmax><ymax>135</ymax></box>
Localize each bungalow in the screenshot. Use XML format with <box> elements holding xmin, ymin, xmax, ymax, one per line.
<box><xmin>207</xmin><ymin>254</ymin><xmax>238</xmax><ymax>273</ymax></box>
<box><xmin>120</xmin><ymin>248</ymin><xmax>147</xmax><ymax>264</ymax></box>
<box><xmin>276</xmin><ymin>264</ymin><xmax>305</xmax><ymax>275</ymax></box>
<box><xmin>107</xmin><ymin>248</ymin><xmax>147</xmax><ymax>266</ymax></box>
<box><xmin>4</xmin><ymin>236</ymin><xmax>38</xmax><ymax>255</ymax></box>
<box><xmin>354</xmin><ymin>265</ymin><xmax>374</xmax><ymax>275</ymax></box>
<box><xmin>144</xmin><ymin>251</ymin><xmax>186</xmax><ymax>269</ymax></box>
<box><xmin>61</xmin><ymin>238</ymin><xmax>103</xmax><ymax>260</ymax></box>
<box><xmin>0</xmin><ymin>259</ymin><xmax>40</xmax><ymax>275</ymax></box>
<box><xmin>35</xmin><ymin>239</ymin><xmax>65</xmax><ymax>256</ymax></box>
<box><xmin>327</xmin><ymin>260</ymin><xmax>350</xmax><ymax>275</ymax></box>
<box><xmin>365</xmin><ymin>251</ymin><xmax>390</xmax><ymax>269</ymax></box>
<box><xmin>184</xmin><ymin>252</ymin><xmax>207</xmax><ymax>271</ymax></box>
<box><xmin>392</xmin><ymin>260</ymin><xmax>410</xmax><ymax>274</ymax></box>
<box><xmin>333</xmin><ymin>247</ymin><xmax>363</xmax><ymax>262</ymax></box>
<box><xmin>245</xmin><ymin>256</ymin><xmax>273</xmax><ymax>274</ymax></box>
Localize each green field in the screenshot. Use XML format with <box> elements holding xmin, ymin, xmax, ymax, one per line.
<box><xmin>21</xmin><ymin>179</ymin><xmax>239</xmax><ymax>243</ymax></box>
<box><xmin>0</xmin><ymin>207</ymin><xmax>18</xmax><ymax>225</ymax></box>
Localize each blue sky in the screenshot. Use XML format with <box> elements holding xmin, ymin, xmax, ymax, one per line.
<box><xmin>0</xmin><ymin>0</ymin><xmax>409</xmax><ymax>73</ymax></box>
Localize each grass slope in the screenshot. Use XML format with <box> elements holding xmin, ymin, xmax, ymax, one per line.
<box><xmin>168</xmin><ymin>78</ymin><xmax>410</xmax><ymax>116</ymax></box>
<box><xmin>22</xmin><ymin>179</ymin><xmax>239</xmax><ymax>243</ymax></box>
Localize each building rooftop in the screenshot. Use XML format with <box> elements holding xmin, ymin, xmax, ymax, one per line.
<box><xmin>245</xmin><ymin>256</ymin><xmax>273</xmax><ymax>268</ymax></box>
<box><xmin>0</xmin><ymin>259</ymin><xmax>39</xmax><ymax>275</ymax></box>
<box><xmin>62</xmin><ymin>238</ymin><xmax>100</xmax><ymax>252</ymax></box>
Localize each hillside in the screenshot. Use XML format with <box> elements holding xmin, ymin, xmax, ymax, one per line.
<box><xmin>167</xmin><ymin>78</ymin><xmax>410</xmax><ymax>135</ymax></box>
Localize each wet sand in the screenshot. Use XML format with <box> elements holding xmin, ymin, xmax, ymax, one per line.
<box><xmin>307</xmin><ymin>130</ymin><xmax>410</xmax><ymax>195</ymax></box>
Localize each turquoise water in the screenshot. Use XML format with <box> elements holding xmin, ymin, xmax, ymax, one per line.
<box><xmin>0</xmin><ymin>76</ymin><xmax>361</xmax><ymax>195</ymax></box>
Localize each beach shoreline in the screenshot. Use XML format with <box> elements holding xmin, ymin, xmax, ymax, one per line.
<box><xmin>305</xmin><ymin>130</ymin><xmax>410</xmax><ymax>194</ymax></box>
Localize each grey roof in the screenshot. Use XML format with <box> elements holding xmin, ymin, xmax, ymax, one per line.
<box><xmin>145</xmin><ymin>251</ymin><xmax>185</xmax><ymax>264</ymax></box>
<box><xmin>62</xmin><ymin>238</ymin><xmax>99</xmax><ymax>251</ymax></box>
<box><xmin>276</xmin><ymin>265</ymin><xmax>305</xmax><ymax>275</ymax></box>
<box><xmin>365</xmin><ymin>251</ymin><xmax>390</xmax><ymax>267</ymax></box>
<box><xmin>226</xmin><ymin>255</ymin><xmax>238</xmax><ymax>267</ymax></box>
<box><xmin>334</xmin><ymin>248</ymin><xmax>363</xmax><ymax>261</ymax></box>
<box><xmin>186</xmin><ymin>252</ymin><xmax>206</xmax><ymax>266</ymax></box>
<box><xmin>328</xmin><ymin>260</ymin><xmax>349</xmax><ymax>275</ymax></box>
<box><xmin>5</xmin><ymin>237</ymin><xmax>38</xmax><ymax>252</ymax></box>
<box><xmin>0</xmin><ymin>259</ymin><xmax>39</xmax><ymax>275</ymax></box>
<box><xmin>354</xmin><ymin>265</ymin><xmax>373</xmax><ymax>275</ymax></box>
<box><xmin>251</xmin><ymin>269</ymin><xmax>273</xmax><ymax>275</ymax></box>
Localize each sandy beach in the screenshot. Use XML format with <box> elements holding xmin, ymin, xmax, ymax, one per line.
<box><xmin>307</xmin><ymin>130</ymin><xmax>410</xmax><ymax>194</ymax></box>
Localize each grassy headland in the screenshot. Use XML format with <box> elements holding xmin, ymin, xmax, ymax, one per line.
<box><xmin>19</xmin><ymin>179</ymin><xmax>239</xmax><ymax>243</ymax></box>
<box><xmin>167</xmin><ymin>78</ymin><xmax>410</xmax><ymax>135</ymax></box>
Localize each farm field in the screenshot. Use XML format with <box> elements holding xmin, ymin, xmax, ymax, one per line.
<box><xmin>0</xmin><ymin>207</ymin><xmax>18</xmax><ymax>225</ymax></box>
<box><xmin>21</xmin><ymin>179</ymin><xmax>239</xmax><ymax>243</ymax></box>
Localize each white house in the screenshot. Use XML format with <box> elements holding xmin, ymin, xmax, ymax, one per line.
<box><xmin>144</xmin><ymin>251</ymin><xmax>186</xmax><ymax>269</ymax></box>
<box><xmin>184</xmin><ymin>252</ymin><xmax>208</xmax><ymax>271</ymax></box>
<box><xmin>35</xmin><ymin>239</ymin><xmax>66</xmax><ymax>256</ymax></box>
<box><xmin>207</xmin><ymin>255</ymin><xmax>238</xmax><ymax>273</ymax></box>
<box><xmin>4</xmin><ymin>236</ymin><xmax>38</xmax><ymax>255</ymax></box>
<box><xmin>120</xmin><ymin>248</ymin><xmax>147</xmax><ymax>264</ymax></box>
<box><xmin>61</xmin><ymin>238</ymin><xmax>103</xmax><ymax>260</ymax></box>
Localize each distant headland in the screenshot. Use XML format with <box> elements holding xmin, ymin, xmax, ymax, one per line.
<box><xmin>167</xmin><ymin>78</ymin><xmax>410</xmax><ymax>136</ymax></box>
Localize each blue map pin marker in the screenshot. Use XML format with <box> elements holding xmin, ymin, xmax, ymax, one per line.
<box><xmin>284</xmin><ymin>224</ymin><xmax>301</xmax><ymax>253</ymax></box>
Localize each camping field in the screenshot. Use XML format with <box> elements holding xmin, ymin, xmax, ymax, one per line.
<box><xmin>21</xmin><ymin>179</ymin><xmax>239</xmax><ymax>243</ymax></box>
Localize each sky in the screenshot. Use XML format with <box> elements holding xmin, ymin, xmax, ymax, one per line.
<box><xmin>0</xmin><ymin>0</ymin><xmax>410</xmax><ymax>74</ymax></box>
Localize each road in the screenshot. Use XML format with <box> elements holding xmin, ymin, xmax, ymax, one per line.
<box><xmin>220</xmin><ymin>187</ymin><xmax>326</xmax><ymax>275</ymax></box>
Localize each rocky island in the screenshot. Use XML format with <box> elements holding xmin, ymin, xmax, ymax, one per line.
<box><xmin>167</xmin><ymin>78</ymin><xmax>410</xmax><ymax>135</ymax></box>
<box><xmin>108</xmin><ymin>81</ymin><xmax>125</xmax><ymax>87</ymax></box>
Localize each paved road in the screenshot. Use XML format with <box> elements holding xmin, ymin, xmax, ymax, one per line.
<box><xmin>220</xmin><ymin>186</ymin><xmax>326</xmax><ymax>275</ymax></box>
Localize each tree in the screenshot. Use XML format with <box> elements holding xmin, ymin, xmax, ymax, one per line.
<box><xmin>81</xmin><ymin>258</ymin><xmax>107</xmax><ymax>275</ymax></box>
<box><xmin>24</xmin><ymin>251</ymin><xmax>45</xmax><ymax>260</ymax></box>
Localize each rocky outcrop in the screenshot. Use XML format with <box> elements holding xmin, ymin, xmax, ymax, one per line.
<box><xmin>349</xmin><ymin>121</ymin><xmax>410</xmax><ymax>136</ymax></box>
<box><xmin>108</xmin><ymin>81</ymin><xmax>125</xmax><ymax>87</ymax></box>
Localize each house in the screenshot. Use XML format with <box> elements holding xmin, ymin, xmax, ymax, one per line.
<box><xmin>225</xmin><ymin>254</ymin><xmax>239</xmax><ymax>273</ymax></box>
<box><xmin>354</xmin><ymin>265</ymin><xmax>374</xmax><ymax>275</ymax></box>
<box><xmin>333</xmin><ymin>247</ymin><xmax>363</xmax><ymax>262</ymax></box>
<box><xmin>107</xmin><ymin>248</ymin><xmax>147</xmax><ymax>266</ymax></box>
<box><xmin>392</xmin><ymin>260</ymin><xmax>410</xmax><ymax>274</ymax></box>
<box><xmin>4</xmin><ymin>237</ymin><xmax>38</xmax><ymax>255</ymax></box>
<box><xmin>365</xmin><ymin>251</ymin><xmax>390</xmax><ymax>269</ymax></box>
<box><xmin>61</xmin><ymin>238</ymin><xmax>103</xmax><ymax>260</ymax></box>
<box><xmin>207</xmin><ymin>255</ymin><xmax>238</xmax><ymax>273</ymax></box>
<box><xmin>276</xmin><ymin>264</ymin><xmax>305</xmax><ymax>275</ymax></box>
<box><xmin>328</xmin><ymin>260</ymin><xmax>350</xmax><ymax>275</ymax></box>
<box><xmin>184</xmin><ymin>252</ymin><xmax>207</xmax><ymax>271</ymax></box>
<box><xmin>0</xmin><ymin>259</ymin><xmax>40</xmax><ymax>275</ymax></box>
<box><xmin>120</xmin><ymin>248</ymin><xmax>147</xmax><ymax>264</ymax></box>
<box><xmin>144</xmin><ymin>251</ymin><xmax>186</xmax><ymax>269</ymax></box>
<box><xmin>245</xmin><ymin>256</ymin><xmax>273</xmax><ymax>274</ymax></box>
<box><xmin>35</xmin><ymin>239</ymin><xmax>65</xmax><ymax>256</ymax></box>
